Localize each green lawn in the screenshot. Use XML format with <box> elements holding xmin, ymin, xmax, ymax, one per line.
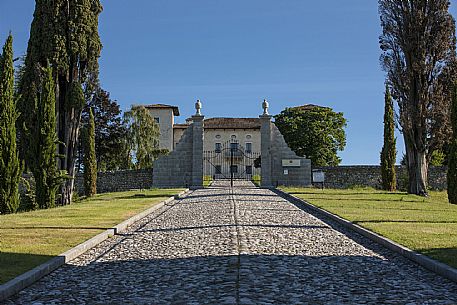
<box><xmin>0</xmin><ymin>188</ymin><xmax>183</xmax><ymax>284</ymax></box>
<box><xmin>281</xmin><ymin>187</ymin><xmax>457</xmax><ymax>269</ymax></box>
<box><xmin>203</xmin><ymin>175</ymin><xmax>213</xmax><ymax>187</ymax></box>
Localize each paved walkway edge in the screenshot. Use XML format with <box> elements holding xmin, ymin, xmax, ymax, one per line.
<box><xmin>0</xmin><ymin>189</ymin><xmax>190</xmax><ymax>302</ymax></box>
<box><xmin>274</xmin><ymin>188</ymin><xmax>457</xmax><ymax>284</ymax></box>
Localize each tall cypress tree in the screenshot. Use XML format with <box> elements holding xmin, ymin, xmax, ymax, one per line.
<box><xmin>18</xmin><ymin>0</ymin><xmax>102</xmax><ymax>205</ymax></box>
<box><xmin>33</xmin><ymin>66</ymin><xmax>63</xmax><ymax>209</ymax></box>
<box><xmin>0</xmin><ymin>34</ymin><xmax>21</xmax><ymax>214</ymax></box>
<box><xmin>83</xmin><ymin>107</ymin><xmax>97</xmax><ymax>196</ymax></box>
<box><xmin>381</xmin><ymin>85</ymin><xmax>397</xmax><ymax>191</ymax></box>
<box><xmin>447</xmin><ymin>85</ymin><xmax>457</xmax><ymax>204</ymax></box>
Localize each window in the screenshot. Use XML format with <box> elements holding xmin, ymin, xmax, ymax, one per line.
<box><xmin>245</xmin><ymin>143</ymin><xmax>252</xmax><ymax>153</ymax></box>
<box><xmin>230</xmin><ymin>165</ymin><xmax>238</xmax><ymax>174</ymax></box>
<box><xmin>215</xmin><ymin>143</ymin><xmax>222</xmax><ymax>153</ymax></box>
<box><xmin>230</xmin><ymin>142</ymin><xmax>239</xmax><ymax>151</ymax></box>
<box><xmin>246</xmin><ymin>165</ymin><xmax>253</xmax><ymax>175</ymax></box>
<box><xmin>215</xmin><ymin>165</ymin><xmax>222</xmax><ymax>174</ymax></box>
<box><xmin>154</xmin><ymin>117</ymin><xmax>160</xmax><ymax>124</ymax></box>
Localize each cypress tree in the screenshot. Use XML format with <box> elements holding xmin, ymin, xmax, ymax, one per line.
<box><xmin>83</xmin><ymin>107</ymin><xmax>97</xmax><ymax>196</ymax></box>
<box><xmin>447</xmin><ymin>85</ymin><xmax>457</xmax><ymax>204</ymax></box>
<box><xmin>381</xmin><ymin>85</ymin><xmax>397</xmax><ymax>191</ymax></box>
<box><xmin>33</xmin><ymin>66</ymin><xmax>62</xmax><ymax>209</ymax></box>
<box><xmin>0</xmin><ymin>34</ymin><xmax>21</xmax><ymax>214</ymax></box>
<box><xmin>18</xmin><ymin>0</ymin><xmax>102</xmax><ymax>205</ymax></box>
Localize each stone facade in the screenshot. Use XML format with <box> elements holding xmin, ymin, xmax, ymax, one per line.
<box><xmin>74</xmin><ymin>169</ymin><xmax>154</xmax><ymax>195</ymax></box>
<box><xmin>315</xmin><ymin>166</ymin><xmax>447</xmax><ymax>190</ymax></box>
<box><xmin>152</xmin><ymin>116</ymin><xmax>203</xmax><ymax>188</ymax></box>
<box><xmin>259</xmin><ymin>112</ymin><xmax>312</xmax><ymax>187</ymax></box>
<box><xmin>146</xmin><ymin>104</ymin><xmax>179</xmax><ymax>152</ymax></box>
<box><xmin>150</xmin><ymin>101</ymin><xmax>312</xmax><ymax>188</ymax></box>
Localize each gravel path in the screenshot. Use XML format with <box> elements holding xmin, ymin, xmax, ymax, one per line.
<box><xmin>5</xmin><ymin>181</ymin><xmax>457</xmax><ymax>304</ymax></box>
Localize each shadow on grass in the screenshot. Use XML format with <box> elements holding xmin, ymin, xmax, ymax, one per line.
<box><xmin>354</xmin><ymin>220</ymin><xmax>457</xmax><ymax>224</ymax></box>
<box><xmin>299</xmin><ymin>196</ymin><xmax>421</xmax><ymax>203</ymax></box>
<box><xmin>0</xmin><ymin>252</ymin><xmax>55</xmax><ymax>285</ymax></box>
<box><xmin>418</xmin><ymin>247</ymin><xmax>457</xmax><ymax>269</ymax></box>
<box><xmin>0</xmin><ymin>226</ymin><xmax>109</xmax><ymax>230</ymax></box>
<box><xmin>4</xmin><ymin>254</ymin><xmax>457</xmax><ymax>303</ymax></box>
<box><xmin>288</xmin><ymin>191</ymin><xmax>409</xmax><ymax>196</ymax></box>
<box><xmin>110</xmin><ymin>194</ymin><xmax>172</xmax><ymax>200</ymax></box>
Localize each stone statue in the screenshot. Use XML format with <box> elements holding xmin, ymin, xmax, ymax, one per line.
<box><xmin>195</xmin><ymin>99</ymin><xmax>202</xmax><ymax>116</ymax></box>
<box><xmin>262</xmin><ymin>99</ymin><xmax>269</xmax><ymax>115</ymax></box>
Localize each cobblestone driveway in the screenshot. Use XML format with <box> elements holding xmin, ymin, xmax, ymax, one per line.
<box><xmin>6</xmin><ymin>181</ymin><xmax>457</xmax><ymax>304</ymax></box>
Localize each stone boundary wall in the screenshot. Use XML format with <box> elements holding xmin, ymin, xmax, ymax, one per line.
<box><xmin>314</xmin><ymin>166</ymin><xmax>447</xmax><ymax>190</ymax></box>
<box><xmin>270</xmin><ymin>123</ymin><xmax>312</xmax><ymax>187</ymax></box>
<box><xmin>74</xmin><ymin>169</ymin><xmax>153</xmax><ymax>195</ymax></box>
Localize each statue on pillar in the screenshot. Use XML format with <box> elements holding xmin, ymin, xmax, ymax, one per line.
<box><xmin>195</xmin><ymin>99</ymin><xmax>202</xmax><ymax>116</ymax></box>
<box><xmin>262</xmin><ymin>99</ymin><xmax>269</xmax><ymax>115</ymax></box>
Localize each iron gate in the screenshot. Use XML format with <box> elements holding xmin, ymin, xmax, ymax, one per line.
<box><xmin>204</xmin><ymin>140</ymin><xmax>260</xmax><ymax>185</ymax></box>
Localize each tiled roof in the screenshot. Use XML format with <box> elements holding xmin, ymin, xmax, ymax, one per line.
<box><xmin>144</xmin><ymin>104</ymin><xmax>180</xmax><ymax>116</ymax></box>
<box><xmin>173</xmin><ymin>123</ymin><xmax>189</xmax><ymax>129</ymax></box>
<box><xmin>173</xmin><ymin>118</ymin><xmax>261</xmax><ymax>129</ymax></box>
<box><xmin>204</xmin><ymin>118</ymin><xmax>261</xmax><ymax>129</ymax></box>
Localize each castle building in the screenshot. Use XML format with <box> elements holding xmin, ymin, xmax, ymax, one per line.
<box><xmin>145</xmin><ymin>104</ymin><xmax>261</xmax><ymax>154</ymax></box>
<box><xmin>145</xmin><ymin>103</ymin><xmax>262</xmax><ymax>178</ymax></box>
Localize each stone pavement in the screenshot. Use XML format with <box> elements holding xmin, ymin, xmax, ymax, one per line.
<box><xmin>5</xmin><ymin>181</ymin><xmax>457</xmax><ymax>304</ymax></box>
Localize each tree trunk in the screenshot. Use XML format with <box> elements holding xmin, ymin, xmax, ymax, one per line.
<box><xmin>58</xmin><ymin>107</ymin><xmax>82</xmax><ymax>205</ymax></box>
<box><xmin>404</xmin><ymin>133</ymin><xmax>428</xmax><ymax>196</ymax></box>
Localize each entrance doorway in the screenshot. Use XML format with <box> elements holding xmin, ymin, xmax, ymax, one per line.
<box><xmin>203</xmin><ymin>140</ymin><xmax>260</xmax><ymax>186</ymax></box>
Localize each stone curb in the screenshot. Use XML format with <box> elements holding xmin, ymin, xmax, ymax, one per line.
<box><xmin>0</xmin><ymin>188</ymin><xmax>190</xmax><ymax>302</ymax></box>
<box><xmin>273</xmin><ymin>188</ymin><xmax>457</xmax><ymax>284</ymax></box>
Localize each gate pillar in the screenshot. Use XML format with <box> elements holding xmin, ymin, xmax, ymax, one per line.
<box><xmin>191</xmin><ymin>100</ymin><xmax>204</xmax><ymax>188</ymax></box>
<box><xmin>260</xmin><ymin>100</ymin><xmax>273</xmax><ymax>188</ymax></box>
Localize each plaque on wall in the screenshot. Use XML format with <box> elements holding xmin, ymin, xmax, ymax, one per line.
<box><xmin>282</xmin><ymin>159</ymin><xmax>301</xmax><ymax>167</ymax></box>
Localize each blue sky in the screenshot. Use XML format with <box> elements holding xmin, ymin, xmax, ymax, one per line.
<box><xmin>1</xmin><ymin>1</ymin><xmax>457</xmax><ymax>165</ymax></box>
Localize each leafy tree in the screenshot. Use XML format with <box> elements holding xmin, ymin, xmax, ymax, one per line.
<box><xmin>380</xmin><ymin>85</ymin><xmax>396</xmax><ymax>191</ymax></box>
<box><xmin>33</xmin><ymin>66</ymin><xmax>65</xmax><ymax>209</ymax></box>
<box><xmin>82</xmin><ymin>107</ymin><xmax>96</xmax><ymax>197</ymax></box>
<box><xmin>448</xmin><ymin>85</ymin><xmax>457</xmax><ymax>204</ymax></box>
<box><xmin>379</xmin><ymin>0</ymin><xmax>456</xmax><ymax>196</ymax></box>
<box><xmin>18</xmin><ymin>0</ymin><xmax>103</xmax><ymax>205</ymax></box>
<box><xmin>78</xmin><ymin>88</ymin><xmax>129</xmax><ymax>171</ymax></box>
<box><xmin>430</xmin><ymin>150</ymin><xmax>446</xmax><ymax>167</ymax></box>
<box><xmin>0</xmin><ymin>34</ymin><xmax>21</xmax><ymax>214</ymax></box>
<box><xmin>274</xmin><ymin>105</ymin><xmax>346</xmax><ymax>166</ymax></box>
<box><xmin>123</xmin><ymin>105</ymin><xmax>164</xmax><ymax>169</ymax></box>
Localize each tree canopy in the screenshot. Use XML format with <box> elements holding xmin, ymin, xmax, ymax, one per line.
<box><xmin>274</xmin><ymin>105</ymin><xmax>346</xmax><ymax>167</ymax></box>
<box><xmin>0</xmin><ymin>34</ymin><xmax>21</xmax><ymax>214</ymax></box>
<box><xmin>379</xmin><ymin>0</ymin><xmax>456</xmax><ymax>195</ymax></box>
<box><xmin>123</xmin><ymin>105</ymin><xmax>164</xmax><ymax>169</ymax></box>
<box><xmin>78</xmin><ymin>88</ymin><xmax>128</xmax><ymax>171</ymax></box>
<box><xmin>18</xmin><ymin>0</ymin><xmax>103</xmax><ymax>205</ymax></box>
<box><xmin>381</xmin><ymin>85</ymin><xmax>397</xmax><ymax>191</ymax></box>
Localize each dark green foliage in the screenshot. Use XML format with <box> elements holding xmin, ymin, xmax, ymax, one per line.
<box><xmin>33</xmin><ymin>66</ymin><xmax>64</xmax><ymax>209</ymax></box>
<box><xmin>380</xmin><ymin>85</ymin><xmax>397</xmax><ymax>191</ymax></box>
<box><xmin>18</xmin><ymin>0</ymin><xmax>103</xmax><ymax>205</ymax></box>
<box><xmin>123</xmin><ymin>105</ymin><xmax>162</xmax><ymax>169</ymax></box>
<box><xmin>0</xmin><ymin>34</ymin><xmax>21</xmax><ymax>214</ymax></box>
<box><xmin>379</xmin><ymin>0</ymin><xmax>456</xmax><ymax>196</ymax></box>
<box><xmin>274</xmin><ymin>105</ymin><xmax>347</xmax><ymax>166</ymax></box>
<box><xmin>78</xmin><ymin>88</ymin><xmax>129</xmax><ymax>171</ymax></box>
<box><xmin>447</xmin><ymin>85</ymin><xmax>457</xmax><ymax>204</ymax></box>
<box><xmin>83</xmin><ymin>107</ymin><xmax>97</xmax><ymax>196</ymax></box>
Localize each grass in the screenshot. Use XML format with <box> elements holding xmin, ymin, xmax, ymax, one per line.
<box><xmin>281</xmin><ymin>187</ymin><xmax>457</xmax><ymax>269</ymax></box>
<box><xmin>203</xmin><ymin>175</ymin><xmax>213</xmax><ymax>187</ymax></box>
<box><xmin>0</xmin><ymin>188</ymin><xmax>183</xmax><ymax>284</ymax></box>
<box><xmin>251</xmin><ymin>175</ymin><xmax>261</xmax><ymax>187</ymax></box>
